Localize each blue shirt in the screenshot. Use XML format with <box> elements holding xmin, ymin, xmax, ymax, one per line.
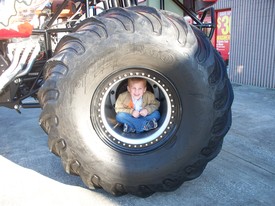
<box><xmin>132</xmin><ymin>97</ymin><xmax>143</xmax><ymax>112</ymax></box>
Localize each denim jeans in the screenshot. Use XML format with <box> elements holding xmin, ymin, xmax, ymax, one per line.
<box><xmin>116</xmin><ymin>111</ymin><xmax>161</xmax><ymax>133</ymax></box>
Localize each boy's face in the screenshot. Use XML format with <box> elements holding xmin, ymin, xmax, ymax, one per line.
<box><xmin>127</xmin><ymin>81</ymin><xmax>146</xmax><ymax>100</ymax></box>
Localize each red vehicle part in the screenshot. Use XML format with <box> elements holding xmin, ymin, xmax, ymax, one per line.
<box><xmin>0</xmin><ymin>22</ymin><xmax>33</xmax><ymax>40</ymax></box>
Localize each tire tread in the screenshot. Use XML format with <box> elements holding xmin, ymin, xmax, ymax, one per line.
<box><xmin>38</xmin><ymin>6</ymin><xmax>233</xmax><ymax>197</ymax></box>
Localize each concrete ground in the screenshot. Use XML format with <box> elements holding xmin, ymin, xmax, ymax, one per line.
<box><xmin>0</xmin><ymin>84</ymin><xmax>274</xmax><ymax>206</ymax></box>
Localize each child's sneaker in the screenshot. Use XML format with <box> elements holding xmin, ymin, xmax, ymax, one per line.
<box><xmin>123</xmin><ymin>124</ymin><xmax>135</xmax><ymax>133</ymax></box>
<box><xmin>144</xmin><ymin>118</ymin><xmax>158</xmax><ymax>131</ymax></box>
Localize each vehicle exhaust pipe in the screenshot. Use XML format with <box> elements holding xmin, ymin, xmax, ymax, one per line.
<box><xmin>0</xmin><ymin>40</ymin><xmax>40</xmax><ymax>94</ymax></box>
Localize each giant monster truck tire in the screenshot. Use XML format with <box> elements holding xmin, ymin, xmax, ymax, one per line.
<box><xmin>38</xmin><ymin>6</ymin><xmax>233</xmax><ymax>197</ymax></box>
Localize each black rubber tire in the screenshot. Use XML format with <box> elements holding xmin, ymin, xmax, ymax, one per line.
<box><xmin>38</xmin><ymin>6</ymin><xmax>233</xmax><ymax>197</ymax></box>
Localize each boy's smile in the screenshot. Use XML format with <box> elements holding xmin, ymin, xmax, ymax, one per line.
<box><xmin>127</xmin><ymin>81</ymin><xmax>146</xmax><ymax>100</ymax></box>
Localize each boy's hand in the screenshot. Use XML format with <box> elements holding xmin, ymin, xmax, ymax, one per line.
<box><xmin>139</xmin><ymin>109</ymin><xmax>148</xmax><ymax>117</ymax></box>
<box><xmin>132</xmin><ymin>110</ymin><xmax>140</xmax><ymax>118</ymax></box>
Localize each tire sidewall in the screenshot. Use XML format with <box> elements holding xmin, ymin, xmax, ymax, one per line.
<box><xmin>54</xmin><ymin>34</ymin><xmax>215</xmax><ymax>183</ymax></box>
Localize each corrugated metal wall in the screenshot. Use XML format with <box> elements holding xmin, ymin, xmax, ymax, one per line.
<box><xmin>214</xmin><ymin>0</ymin><xmax>275</xmax><ymax>88</ymax></box>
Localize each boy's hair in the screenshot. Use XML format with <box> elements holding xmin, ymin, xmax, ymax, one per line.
<box><xmin>128</xmin><ymin>77</ymin><xmax>147</xmax><ymax>87</ymax></box>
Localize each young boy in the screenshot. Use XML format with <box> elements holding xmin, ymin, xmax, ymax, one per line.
<box><xmin>115</xmin><ymin>78</ymin><xmax>160</xmax><ymax>133</ymax></box>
